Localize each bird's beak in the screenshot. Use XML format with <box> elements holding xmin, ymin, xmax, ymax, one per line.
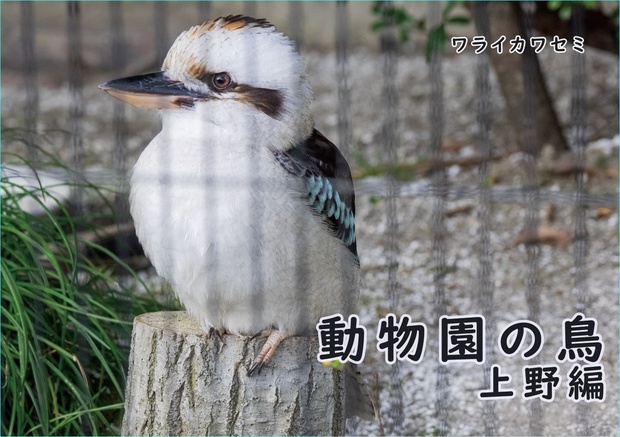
<box><xmin>99</xmin><ymin>71</ymin><xmax>207</xmax><ymax>109</ymax></box>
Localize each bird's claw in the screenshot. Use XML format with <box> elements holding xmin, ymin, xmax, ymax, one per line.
<box><xmin>246</xmin><ymin>360</ymin><xmax>264</xmax><ymax>376</ymax></box>
<box><xmin>246</xmin><ymin>329</ymin><xmax>290</xmax><ymax>377</ymax></box>
<box><xmin>250</xmin><ymin>329</ymin><xmax>269</xmax><ymax>340</ymax></box>
<box><xmin>208</xmin><ymin>327</ymin><xmax>227</xmax><ymax>340</ymax></box>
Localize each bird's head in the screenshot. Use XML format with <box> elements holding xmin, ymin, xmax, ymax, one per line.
<box><xmin>100</xmin><ymin>15</ymin><xmax>314</xmax><ymax>147</ymax></box>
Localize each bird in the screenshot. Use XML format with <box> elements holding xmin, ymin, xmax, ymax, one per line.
<box><xmin>100</xmin><ymin>15</ymin><xmax>373</xmax><ymax>420</ymax></box>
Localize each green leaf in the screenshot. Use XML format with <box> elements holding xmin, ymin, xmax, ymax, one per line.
<box><xmin>443</xmin><ymin>1</ymin><xmax>458</xmax><ymax>18</ymax></box>
<box><xmin>426</xmin><ymin>24</ymin><xmax>447</xmax><ymax>62</ymax></box>
<box><xmin>547</xmin><ymin>0</ymin><xmax>598</xmax><ymax>20</ymax></box>
<box><xmin>447</xmin><ymin>15</ymin><xmax>470</xmax><ymax>25</ymax></box>
<box><xmin>400</xmin><ymin>28</ymin><xmax>410</xmax><ymax>43</ymax></box>
<box><xmin>559</xmin><ymin>4</ymin><xmax>573</xmax><ymax>20</ymax></box>
<box><xmin>371</xmin><ymin>21</ymin><xmax>386</xmax><ymax>31</ymax></box>
<box><xmin>1</xmin><ymin>147</ymin><xmax>177</xmax><ymax>435</ymax></box>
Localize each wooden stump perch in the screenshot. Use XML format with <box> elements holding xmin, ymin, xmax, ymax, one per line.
<box><xmin>121</xmin><ymin>312</ymin><xmax>346</xmax><ymax>435</ymax></box>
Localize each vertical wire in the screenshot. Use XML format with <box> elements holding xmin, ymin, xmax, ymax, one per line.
<box><xmin>197</xmin><ymin>1</ymin><xmax>211</xmax><ymax>20</ymax></box>
<box><xmin>66</xmin><ymin>5</ymin><xmax>90</xmax><ymax>433</ymax></box>
<box><xmin>19</xmin><ymin>6</ymin><xmax>45</xmax><ymax>427</ymax></box>
<box><xmin>197</xmin><ymin>0</ymin><xmax>214</xmax><ymax>310</ymax></box>
<box><xmin>288</xmin><ymin>2</ymin><xmax>304</xmax><ymax>52</ymax></box>
<box><xmin>154</xmin><ymin>2</ymin><xmax>169</xmax><ymax>66</ymax></box>
<box><xmin>336</xmin><ymin>0</ymin><xmax>351</xmax><ymax>158</ymax></box>
<box><xmin>242</xmin><ymin>28</ymin><xmax>266</xmax><ymax>335</ymax></box>
<box><xmin>110</xmin><ymin>2</ymin><xmax>130</xmax><ymax>259</ymax></box>
<box><xmin>335</xmin><ymin>0</ymin><xmax>352</xmax><ymax>345</ymax></box>
<box><xmin>335</xmin><ymin>0</ymin><xmax>351</xmax><ymax>326</ymax></box>
<box><xmin>151</xmin><ymin>2</ymin><xmax>180</xmax><ymax>313</ymax></box>
<box><xmin>333</xmin><ymin>8</ymin><xmax>361</xmax><ymax>431</ymax></box>
<box><xmin>335</xmin><ymin>6</ymin><xmax>360</xmax><ymax>431</ymax></box>
<box><xmin>569</xmin><ymin>7</ymin><xmax>591</xmax><ymax>435</ymax></box>
<box><xmin>569</xmin><ymin>6</ymin><xmax>589</xmax><ymax>316</ymax></box>
<box><xmin>519</xmin><ymin>3</ymin><xmax>543</xmax><ymax>434</ymax></box>
<box><xmin>244</xmin><ymin>1</ymin><xmax>257</xmax><ymax>19</ymax></box>
<box><xmin>472</xmin><ymin>3</ymin><xmax>497</xmax><ymax>435</ymax></box>
<box><xmin>67</xmin><ymin>1</ymin><xmax>84</xmax><ymax>218</ymax></box>
<box><xmin>289</xmin><ymin>1</ymin><xmax>309</xmax><ymax>336</ymax></box>
<box><xmin>380</xmin><ymin>2</ymin><xmax>403</xmax><ymax>433</ymax></box>
<box><xmin>202</xmin><ymin>112</ymin><xmax>220</xmax><ymax>331</ymax></box>
<box><xmin>249</xmin><ymin>164</ymin><xmax>266</xmax><ymax>333</ymax></box>
<box><xmin>428</xmin><ymin>3</ymin><xmax>449</xmax><ymax>435</ymax></box>
<box><xmin>21</xmin><ymin>2</ymin><xmax>39</xmax><ymax>164</ymax></box>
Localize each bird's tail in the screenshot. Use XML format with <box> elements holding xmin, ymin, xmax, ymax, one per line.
<box><xmin>344</xmin><ymin>363</ymin><xmax>376</xmax><ymax>421</ymax></box>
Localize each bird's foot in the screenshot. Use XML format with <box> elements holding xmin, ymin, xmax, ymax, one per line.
<box><xmin>207</xmin><ymin>326</ymin><xmax>228</xmax><ymax>340</ymax></box>
<box><xmin>247</xmin><ymin>329</ymin><xmax>290</xmax><ymax>376</ymax></box>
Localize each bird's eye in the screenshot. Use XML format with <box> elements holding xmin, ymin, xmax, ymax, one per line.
<box><xmin>212</xmin><ymin>72</ymin><xmax>232</xmax><ymax>90</ymax></box>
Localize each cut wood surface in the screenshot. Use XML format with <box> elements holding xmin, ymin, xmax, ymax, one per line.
<box><xmin>121</xmin><ymin>311</ymin><xmax>346</xmax><ymax>436</ymax></box>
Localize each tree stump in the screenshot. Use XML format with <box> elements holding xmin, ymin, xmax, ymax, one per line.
<box><xmin>121</xmin><ymin>312</ymin><xmax>346</xmax><ymax>435</ymax></box>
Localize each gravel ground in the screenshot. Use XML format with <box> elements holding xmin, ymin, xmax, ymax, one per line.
<box><xmin>2</xmin><ymin>35</ymin><xmax>618</xmax><ymax>436</ymax></box>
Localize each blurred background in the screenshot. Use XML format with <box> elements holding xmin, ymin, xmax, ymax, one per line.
<box><xmin>2</xmin><ymin>1</ymin><xmax>618</xmax><ymax>436</ymax></box>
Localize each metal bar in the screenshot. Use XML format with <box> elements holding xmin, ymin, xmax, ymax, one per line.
<box><xmin>67</xmin><ymin>1</ymin><xmax>84</xmax><ymax>215</ymax></box>
<box><xmin>109</xmin><ymin>2</ymin><xmax>131</xmax><ymax>260</ymax></box>
<box><xmin>20</xmin><ymin>2</ymin><xmax>39</xmax><ymax>164</ymax></box>
<box><xmin>154</xmin><ymin>2</ymin><xmax>169</xmax><ymax>65</ymax></box>
<box><xmin>519</xmin><ymin>3</ymin><xmax>543</xmax><ymax>434</ymax></box>
<box><xmin>569</xmin><ymin>7</ymin><xmax>591</xmax><ymax>436</ymax></box>
<box><xmin>288</xmin><ymin>2</ymin><xmax>304</xmax><ymax>51</ymax></box>
<box><xmin>428</xmin><ymin>3</ymin><xmax>450</xmax><ymax>435</ymax></box>
<box><xmin>380</xmin><ymin>2</ymin><xmax>404</xmax><ymax>433</ymax></box>
<box><xmin>472</xmin><ymin>3</ymin><xmax>497</xmax><ymax>435</ymax></box>
<box><xmin>336</xmin><ymin>0</ymin><xmax>351</xmax><ymax>158</ymax></box>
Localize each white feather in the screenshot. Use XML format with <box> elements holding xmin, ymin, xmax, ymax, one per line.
<box><xmin>130</xmin><ymin>20</ymin><xmax>359</xmax><ymax>335</ymax></box>
<box><xmin>130</xmin><ymin>105</ymin><xmax>359</xmax><ymax>335</ymax></box>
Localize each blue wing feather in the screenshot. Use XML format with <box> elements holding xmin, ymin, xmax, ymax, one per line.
<box><xmin>273</xmin><ymin>129</ymin><xmax>357</xmax><ymax>257</ymax></box>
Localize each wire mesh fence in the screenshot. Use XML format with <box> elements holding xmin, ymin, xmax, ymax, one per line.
<box><xmin>2</xmin><ymin>2</ymin><xmax>618</xmax><ymax>436</ymax></box>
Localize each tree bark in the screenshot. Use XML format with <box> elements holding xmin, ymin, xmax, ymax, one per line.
<box><xmin>533</xmin><ymin>3</ymin><xmax>618</xmax><ymax>55</ymax></box>
<box><xmin>472</xmin><ymin>2</ymin><xmax>569</xmax><ymax>154</ymax></box>
<box><xmin>121</xmin><ymin>312</ymin><xmax>346</xmax><ymax>436</ymax></box>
